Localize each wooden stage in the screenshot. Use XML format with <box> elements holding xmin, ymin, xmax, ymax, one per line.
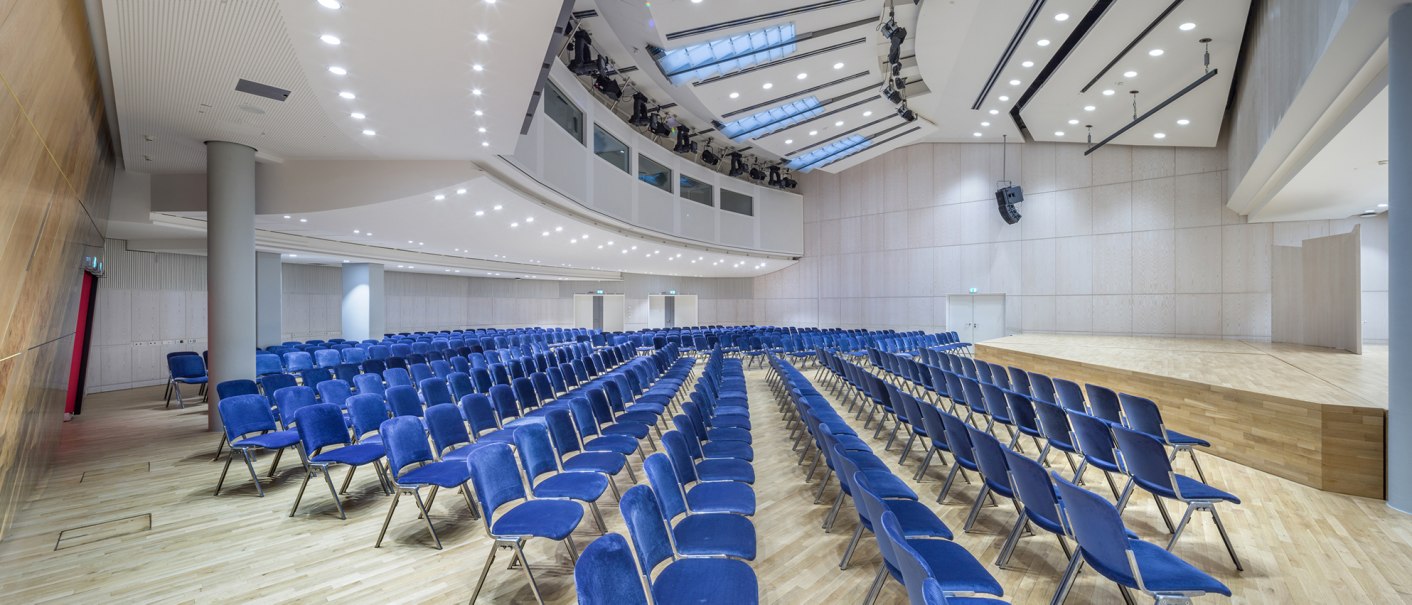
<box><xmin>977</xmin><ymin>334</ymin><xmax>1387</xmax><ymax>499</ymax></box>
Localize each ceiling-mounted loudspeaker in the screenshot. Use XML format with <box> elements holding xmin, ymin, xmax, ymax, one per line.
<box><xmin>996</xmin><ymin>185</ymin><xmax>1023</xmax><ymax>225</ymax></box>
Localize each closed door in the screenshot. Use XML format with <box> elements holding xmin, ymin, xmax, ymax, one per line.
<box><xmin>971</xmin><ymin>295</ymin><xmax>1006</xmax><ymax>342</ymax></box>
<box><xmin>947</xmin><ymin>295</ymin><xmax>976</xmax><ymax>343</ymax></box>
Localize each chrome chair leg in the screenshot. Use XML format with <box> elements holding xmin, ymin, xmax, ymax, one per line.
<box><xmin>375</xmin><ymin>490</ymin><xmax>402</xmax><ymax>547</ymax></box>
<box><xmin>589</xmin><ymin>501</ymin><xmax>608</xmax><ymax>534</ymax></box>
<box><xmin>996</xmin><ymin>514</ymin><xmax>1027</xmax><ymax>567</ymax></box>
<box><xmin>340</xmin><ymin>465</ymin><xmax>357</xmax><ymax>494</ymax></box>
<box><xmin>1209</xmin><ymin>505</ymin><xmax>1244</xmax><ymax>571</ymax></box>
<box><xmin>215</xmin><ymin>449</ymin><xmax>236</xmax><ymax>496</ymax></box>
<box><xmin>469</xmin><ymin>541</ymin><xmax>502</xmax><ymax>604</ymax></box>
<box><xmin>289</xmin><ymin>469</ymin><xmax>313</xmax><ymax>516</ymax></box>
<box><xmin>413</xmin><ymin>488</ymin><xmax>442</xmax><ymax>549</ymax></box>
<box><xmin>212</xmin><ymin>434</ymin><xmax>227</xmax><ymax>461</ymax></box>
<box><xmin>565</xmin><ymin>534</ymin><xmax>579</xmax><ymax>563</ymax></box>
<box><xmin>840</xmin><ymin>523</ymin><xmax>865</xmax><ymax>569</ymax></box>
<box><xmin>1050</xmin><ymin>551</ymin><xmax>1085</xmax><ymax>605</ymax></box>
<box><xmin>937</xmin><ymin>465</ymin><xmax>963</xmax><ymax>504</ymax></box>
<box><xmin>1153</xmin><ymin>493</ymin><xmax>1176</xmax><ymax>533</ymax></box>
<box><xmin>268</xmin><ymin>447</ymin><xmax>284</xmax><ymax>477</ymax></box>
<box><xmin>511</xmin><ymin>539</ymin><xmax>546</xmax><ymax>605</ymax></box>
<box><xmin>240</xmin><ymin>449</ymin><xmax>264</xmax><ymax>497</ymax></box>
<box><xmin>1166</xmin><ymin>505</ymin><xmax>1196</xmax><ymax>551</ymax></box>
<box><xmin>323</xmin><ymin>466</ymin><xmax>348</xmax><ymax>519</ymax></box>
<box><xmin>963</xmin><ymin>484</ymin><xmax>991</xmax><ymax>532</ymax></box>
<box><xmin>863</xmin><ymin>566</ymin><xmax>888</xmax><ymax>605</ymax></box>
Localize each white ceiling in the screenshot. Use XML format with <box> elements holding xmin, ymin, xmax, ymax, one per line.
<box><xmin>1260</xmin><ymin>87</ymin><xmax>1389</xmax><ymax>222</ymax></box>
<box><xmin>102</xmin><ymin>0</ymin><xmax>562</xmax><ymax>172</ymax></box>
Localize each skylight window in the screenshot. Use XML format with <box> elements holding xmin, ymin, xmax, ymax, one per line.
<box><xmin>788</xmin><ymin>135</ymin><xmax>871</xmax><ymax>172</ymax></box>
<box><xmin>654</xmin><ymin>23</ymin><xmax>797</xmax><ymax>85</ymax></box>
<box><xmin>719</xmin><ymin>97</ymin><xmax>823</xmax><ymax>140</ymax></box>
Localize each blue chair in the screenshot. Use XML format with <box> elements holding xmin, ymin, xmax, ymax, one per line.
<box><xmin>420</xmin><ymin>377</ymin><xmax>455</xmax><ymax>407</ymax></box>
<box><xmin>1053</xmin><ymin>378</ymin><xmax>1087</xmax><ymax>412</ymax></box>
<box><xmin>1120</xmin><ymin>393</ymin><xmax>1213</xmax><ymax>483</ymax></box>
<box><xmin>1085</xmin><ymin>383</ymin><xmax>1124</xmax><ymax>424</ymax></box>
<box><xmin>314</xmin><ymin>349</ymin><xmax>341</xmax><ymax>368</ymax></box>
<box><xmin>659</xmin><ymin>430</ymin><xmax>755</xmax><ymax>516</ymax></box>
<box><xmin>1066</xmin><ymin>410</ymin><xmax>1126</xmax><ymax>499</ymax></box>
<box><xmin>347</xmin><ymin>393</ymin><xmax>388</xmax><ymax>445</ymax></box>
<box><xmin>211</xmin><ymin>379</ymin><xmax>261</xmax><ymax>459</ymax></box>
<box><xmin>672</xmin><ymin>415</ymin><xmax>752</xmax><ymax>462</ymax></box>
<box><xmin>513</xmin><ymin>423</ymin><xmax>609</xmax><ymax>533</ymax></box>
<box><xmin>544</xmin><ymin>408</ymin><xmax>636</xmax><ymax>490</ymax></box>
<box><xmin>460</xmin><ymin>394</ymin><xmax>517</xmax><ymax>446</ymax></box>
<box><xmin>642</xmin><ymin>454</ymin><xmax>756</xmax><ymax>559</ymax></box>
<box><xmin>384</xmin><ymin>367</ymin><xmax>413</xmax><ymax>389</ymax></box>
<box><xmin>997</xmin><ymin>446</ymin><xmax>1074</xmax><ymax>568</ymax></box>
<box><xmin>255</xmin><ymin>353</ymin><xmax>284</xmax><ymax>376</ymax></box>
<box><xmin>1111</xmin><ymin>425</ymin><xmax>1243</xmax><ymax>570</ymax></box>
<box><xmin>165</xmin><ymin>353</ymin><xmax>208</xmax><ymax>408</ymax></box>
<box><xmin>424</xmin><ymin>403</ymin><xmax>476</xmax><ymax>463</ymax></box>
<box><xmin>410</xmin><ymin>363</ymin><xmax>435</xmax><ymax>385</ymax></box>
<box><xmin>860</xmin><ymin>501</ymin><xmax>1003</xmax><ymax>604</ymax></box>
<box><xmin>260</xmin><ymin>373</ymin><xmax>298</xmax><ymax>407</ymax></box>
<box><xmin>662</xmin><ymin>430</ymin><xmax>753</xmax><ymax>485</ymax></box>
<box><xmin>214</xmin><ymin>394</ymin><xmax>299</xmax><ymax>497</ymax></box>
<box><xmin>619</xmin><ymin>485</ymin><xmax>759</xmax><ymax>605</ymax></box>
<box><xmin>1033</xmin><ymin>400</ymin><xmax>1081</xmax><ymax>475</ymax></box>
<box><xmin>300</xmin><ymin>367</ymin><xmax>332</xmax><ymax>392</ymax></box>
<box><xmin>936</xmin><ymin>411</ymin><xmax>981</xmax><ymax>504</ymax></box>
<box><xmin>375</xmin><ymin>416</ymin><xmax>479</xmax><ymax>549</ymax></box>
<box><xmin>912</xmin><ymin>402</ymin><xmax>954</xmax><ymax>481</ymax></box>
<box><xmin>317</xmin><ymin>379</ymin><xmax>354</xmax><ymax>411</ymax></box>
<box><xmin>289</xmin><ymin>403</ymin><xmax>391</xmax><ymax>519</ymax></box>
<box><xmin>962</xmin><ymin>424</ymin><xmax>1019</xmax><ymax>534</ymax></box>
<box><xmin>386</xmin><ymin>385</ymin><xmax>424</xmax><ymax>419</ymax></box>
<box><xmin>882</xmin><ymin>511</ymin><xmax>1008</xmax><ymax>605</ymax></box>
<box><xmin>352</xmin><ymin>373</ymin><xmax>385</xmax><ymax>399</ymax></box>
<box><xmin>575</xmin><ymin>533</ymin><xmax>650</xmax><ymax>605</ymax></box>
<box><xmin>566</xmin><ymin>396</ymin><xmax>644</xmax><ymax>459</ymax></box>
<box><xmin>283</xmin><ymin>351</ymin><xmax>314</xmax><ymax>373</ymax></box>
<box><xmin>466</xmin><ymin>443</ymin><xmax>584</xmax><ymax>604</ymax></box>
<box><xmin>1051</xmin><ymin>472</ymin><xmax>1232</xmax><ymax>604</ymax></box>
<box><xmin>272</xmin><ymin>385</ymin><xmax>317</xmax><ymax>430</ymax></box>
<box><xmin>837</xmin><ymin>450</ymin><xmax>952</xmax><ymax>570</ymax></box>
<box><xmin>1028</xmin><ymin>371</ymin><xmax>1057</xmax><ymax>405</ymax></box>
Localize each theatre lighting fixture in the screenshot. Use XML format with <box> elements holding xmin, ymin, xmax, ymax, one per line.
<box><xmin>728</xmin><ymin>152</ymin><xmax>747</xmax><ymax>177</ymax></box>
<box><xmin>767</xmin><ymin>165</ymin><xmax>782</xmax><ymax>187</ymax></box>
<box><xmin>674</xmin><ymin>125</ymin><xmax>699</xmax><ymax>154</ymax></box>
<box><xmin>568</xmin><ymin>30</ymin><xmax>599</xmax><ymax>76</ymax></box>
<box><xmin>700</xmin><ymin>139</ymin><xmax>720</xmax><ymax>166</ymax></box>
<box><xmin>629</xmin><ymin>93</ymin><xmax>651</xmax><ymax>126</ymax></box>
<box><xmin>593</xmin><ymin>74</ymin><xmax>622</xmax><ymax>100</ymax></box>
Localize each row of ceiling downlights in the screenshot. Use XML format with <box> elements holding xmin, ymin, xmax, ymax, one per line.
<box><xmin>314</xmin><ymin>0</ymin><xmax>494</xmax><ymax>147</ymax></box>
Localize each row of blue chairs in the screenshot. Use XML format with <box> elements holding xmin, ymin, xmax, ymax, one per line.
<box><xmin>815</xmin><ymin>346</ymin><xmax>1238</xmax><ymax>603</ymax></box>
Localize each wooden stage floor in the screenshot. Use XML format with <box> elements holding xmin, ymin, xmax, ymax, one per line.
<box><xmin>2</xmin><ymin>365</ymin><xmax>1411</xmax><ymax>603</ymax></box>
<box><xmin>977</xmin><ymin>335</ymin><xmax>1387</xmax><ymax>498</ymax></box>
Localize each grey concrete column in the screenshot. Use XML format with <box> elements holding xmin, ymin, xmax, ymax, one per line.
<box><xmin>255</xmin><ymin>252</ymin><xmax>283</xmax><ymax>348</ymax></box>
<box><xmin>342</xmin><ymin>263</ymin><xmax>385</xmax><ymax>342</ymax></box>
<box><xmin>1390</xmin><ymin>5</ymin><xmax>1412</xmax><ymax>512</ymax></box>
<box><xmin>205</xmin><ymin>141</ymin><xmax>258</xmax><ymax>431</ymax></box>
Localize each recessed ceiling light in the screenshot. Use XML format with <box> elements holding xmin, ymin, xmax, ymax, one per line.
<box><xmin>472</xmin><ymin>64</ymin><xmax>484</xmax><ymax>72</ymax></box>
<box><xmin>998</xmin><ymin>95</ymin><xmax>1010</xmax><ymax>102</ymax></box>
<box><xmin>350</xmin><ymin>112</ymin><xmax>365</xmax><ymax>120</ymax></box>
<box><xmin>510</xmin><ymin>222</ymin><xmax>519</xmax><ymax>227</ymax></box>
<box><xmin>541</xmin><ymin>231</ymin><xmax>550</xmax><ymax>236</ymax></box>
<box><xmin>809</xmin><ymin>130</ymin><xmax>818</xmax><ymax>136</ymax></box>
<box><xmin>485</xmin><ymin>0</ymin><xmax>496</xmax><ymax>4</ymax></box>
<box><xmin>1055</xmin><ymin>12</ymin><xmax>1070</xmax><ymax>21</ymax></box>
<box><xmin>784</xmin><ymin>139</ymin><xmax>793</xmax><ymax>144</ymax></box>
<box><xmin>555</xmin><ymin>226</ymin><xmax>563</xmax><ymax>232</ymax></box>
<box><xmin>863</xmin><ymin>110</ymin><xmax>873</xmax><ymax>117</ymax></box>
<box><xmin>434</xmin><ymin>194</ymin><xmax>446</xmax><ymax>200</ymax></box>
<box><xmin>353</xmin><ymin>229</ymin><xmax>360</xmax><ymax>234</ymax></box>
<box><xmin>1054</xmin><ymin>131</ymin><xmax>1065</xmax><ymax>136</ymax></box>
<box><xmin>1084</xmin><ymin>105</ymin><xmax>1096</xmax><ymax>111</ymax></box>
<box><xmin>339</xmin><ymin>91</ymin><xmax>356</xmax><ymax>99</ymax></box>
<box><xmin>797</xmin><ymin>72</ymin><xmax>808</xmax><ymax>80</ymax></box>
<box><xmin>320</xmin><ymin>34</ymin><xmax>341</xmax><ymax>45</ymax></box>
<box><xmin>762</xmin><ymin>82</ymin><xmax>773</xmax><ymax>89</ymax></box>
<box><xmin>1177</xmin><ymin>118</ymin><xmax>1190</xmax><ymax>126</ymax></box>
<box><xmin>318</xmin><ymin>0</ymin><xmax>341</xmax><ymax>9</ymax></box>
<box><xmin>1148</xmin><ymin>48</ymin><xmax>1164</xmax><ymax>57</ymax></box>
<box><xmin>362</xmin><ymin>129</ymin><xmax>376</xmax><ymax>136</ymax></box>
<box><xmin>1123</xmin><ymin>70</ymin><xmax>1138</xmax><ymax>78</ymax></box>
<box><xmin>328</xmin><ymin>66</ymin><xmax>347</xmax><ymax>75</ymax></box>
<box><xmin>494</xmin><ymin>204</ymin><xmax>503</xmax><ymax>210</ymax></box>
<box><xmin>570</xmin><ymin>239</ymin><xmax>578</xmax><ymax>243</ymax></box>
<box><xmin>288</xmin><ymin>254</ymin><xmax>298</xmax><ymax>258</ymax></box>
<box><xmin>526</xmin><ymin>217</ymin><xmax>534</xmax><ymax>223</ymax></box>
<box><xmin>981</xmin><ymin>121</ymin><xmax>991</xmax><ymax>127</ymax></box>
<box><xmin>481</xmin><ymin>141</ymin><xmax>489</xmax><ymax>147</ymax></box>
<box><xmin>299</xmin><ymin>218</ymin><xmax>308</xmax><ymax>223</ymax></box>
<box><xmin>1009</xmin><ymin>79</ymin><xmax>1022</xmax><ymax>86</ymax></box>
<box><xmin>1102</xmin><ymin>89</ymin><xmax>1115</xmax><ymax>96</ymax></box>
<box><xmin>989</xmin><ymin>109</ymin><xmax>1000</xmax><ymax>115</ymax></box>
<box><xmin>973</xmin><ymin>132</ymin><xmax>982</xmax><ymax>137</ymax></box>
<box><xmin>474</xmin><ymin>110</ymin><xmax>484</xmax><ymax>116</ymax></box>
<box><xmin>477</xmin><ymin>33</ymin><xmax>489</xmax><ymax>42</ymax></box>
<box><xmin>1037</xmin><ymin>39</ymin><xmax>1051</xmax><ymax>47</ymax></box>
<box><xmin>1153</xmin><ymin>132</ymin><xmax>1167</xmax><ymax>139</ymax></box>
<box><xmin>471</xmin><ymin>88</ymin><xmax>482</xmax><ymax>96</ymax></box>
<box><xmin>728</xmin><ymin>92</ymin><xmax>739</xmax><ymax>99</ymax></box>
<box><xmin>1068</xmin><ymin>119</ymin><xmax>1079</xmax><ymax>125</ymax></box>
<box><xmin>1379</xmin><ymin>203</ymin><xmax>1389</xmax><ymax>208</ymax></box>
<box><xmin>1179</xmin><ymin>22</ymin><xmax>1196</xmax><ymax>31</ymax></box>
<box><xmin>457</xmin><ymin>188</ymin><xmax>467</xmax><ymax>194</ymax></box>
<box><xmin>833</xmin><ymin>62</ymin><xmax>845</xmax><ymax>69</ymax></box>
<box><xmin>1021</xmin><ymin>61</ymin><xmax>1034</xmax><ymax>68</ymax></box>
<box><xmin>474</xmin><ymin>210</ymin><xmax>485</xmax><ymax>216</ymax></box>
<box><xmin>834</xmin><ymin>120</ymin><xmax>844</xmax><ymax>126</ymax></box>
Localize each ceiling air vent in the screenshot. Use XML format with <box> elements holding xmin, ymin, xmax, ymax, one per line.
<box><xmin>235</xmin><ymin>78</ymin><xmax>291</xmax><ymax>102</ymax></box>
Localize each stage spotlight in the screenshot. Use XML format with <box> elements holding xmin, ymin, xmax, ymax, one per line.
<box><xmin>780</xmin><ymin>171</ymin><xmax>797</xmax><ymax>189</ymax></box>
<box><xmin>568</xmin><ymin>30</ymin><xmax>598</xmax><ymax>76</ymax></box>
<box><xmin>883</xmin><ymin>81</ymin><xmax>903</xmax><ymax>104</ymax></box>
<box><xmin>767</xmin><ymin>165</ymin><xmax>782</xmax><ymax>187</ymax></box>
<box><xmin>674</xmin><ymin>126</ymin><xmax>699</xmax><ymax>154</ymax></box>
<box><xmin>593</xmin><ymin>74</ymin><xmax>622</xmax><ymax>100</ymax></box>
<box><xmin>648</xmin><ymin>113</ymin><xmax>673</xmax><ymax>138</ymax></box>
<box><xmin>996</xmin><ymin>185</ymin><xmax>1024</xmax><ymax>225</ymax></box>
<box><xmin>887</xmin><ymin>26</ymin><xmax>907</xmax><ymax>66</ymax></box>
<box><xmin>897</xmin><ymin>102</ymin><xmax>917</xmax><ymax>122</ymax></box>
<box><xmin>728</xmin><ymin>152</ymin><xmax>746</xmax><ymax>177</ymax></box>
<box><xmin>629</xmin><ymin>93</ymin><xmax>650</xmax><ymax>126</ymax></box>
<box><xmin>701</xmin><ymin>147</ymin><xmax>720</xmax><ymax>165</ymax></box>
<box><xmin>749</xmin><ymin>164</ymin><xmax>765</xmax><ymax>181</ymax></box>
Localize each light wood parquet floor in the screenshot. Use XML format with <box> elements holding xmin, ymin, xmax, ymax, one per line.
<box><xmin>1</xmin><ymin>364</ymin><xmax>1411</xmax><ymax>604</ymax></box>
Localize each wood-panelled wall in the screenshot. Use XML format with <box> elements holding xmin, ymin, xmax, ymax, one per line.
<box><xmin>0</xmin><ymin>0</ymin><xmax>114</xmax><ymax>541</ymax></box>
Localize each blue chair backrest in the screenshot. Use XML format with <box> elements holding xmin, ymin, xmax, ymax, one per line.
<box><xmin>1067</xmin><ymin>410</ymin><xmax>1120</xmax><ymax>468</ymax></box>
<box><xmin>347</xmin><ymin>393</ymin><xmax>388</xmax><ymax>441</ymax></box>
<box><xmin>618</xmin><ymin>485</ymin><xmax>674</xmax><ymax>578</ymax></box>
<box><xmin>447</xmin><ymin>372</ymin><xmax>474</xmax><ymax>401</ymax></box>
<box><xmin>1002</xmin><ymin>447</ymin><xmax>1066</xmax><ymax>532</ymax></box>
<box><xmin>425</xmin><ymin>402</ymin><xmax>471</xmax><ymax>456</ymax></box>
<box><xmin>467</xmin><ymin>444</ymin><xmax>527</xmax><ymax>525</ymax></box>
<box><xmin>567</xmin><ymin>397</ymin><xmax>602</xmax><ymax>440</ymax></box>
<box><xmin>381</xmin><ymin>416</ymin><xmax>435</xmax><ymax>479</ymax></box>
<box><xmin>169</xmin><ymin>353</ymin><xmax>206</xmax><ymax>379</ymax></box>
<box><xmin>316</xmin><ymin>379</ymin><xmax>353</xmax><ymax>409</ymax></box>
<box><xmin>314</xmin><ymin>349</ymin><xmax>341</xmax><ymax>368</ymax></box>
<box><xmin>1005</xmin><ymin>391</ymin><xmax>1040</xmax><ymax>434</ymax></box>
<box><xmin>939</xmin><ymin>411</ymin><xmax>977</xmax><ymax>467</ymax></box>
<box><xmin>218</xmin><ymin>394</ymin><xmax>279</xmax><ymax>442</ymax></box>
<box><xmin>881</xmin><ymin>510</ymin><xmax>940</xmax><ymax>605</ymax></box>
<box><xmin>353</xmin><ymin>373</ymin><xmax>385</xmax><ymax>399</ymax></box>
<box><xmin>642</xmin><ymin>454</ymin><xmax>687</xmax><ymax>522</ymax></box>
<box><xmin>387</xmin><ymin>385</ymin><xmax>424</xmax><ymax>418</ymax></box>
<box><xmin>575</xmin><ymin>533</ymin><xmax>650</xmax><ymax>605</ymax></box>
<box><xmin>294</xmin><ymin>403</ymin><xmax>352</xmax><ymax>454</ymax></box>
<box><xmin>410</xmin><ymin>363</ymin><xmax>435</xmax><ymax>384</ymax></box>
<box><xmin>513</xmin><ymin>423</ymin><xmax>560</xmax><ymax>484</ymax></box>
<box><xmin>384</xmin><ymin>367</ymin><xmax>413</xmax><ymax>389</ymax></box>
<box><xmin>544</xmin><ymin>408</ymin><xmax>584</xmax><ymax>458</ymax></box>
<box><xmin>1118</xmin><ymin>393</ymin><xmax>1165</xmax><ymax>440</ymax></box>
<box><xmin>460</xmin><ymin>394</ymin><xmax>501</xmax><ymax>436</ymax></box>
<box><xmin>1085</xmin><ymin>384</ymin><xmax>1123</xmax><ymax>423</ymax></box>
<box><xmin>300</xmin><ymin>368</ymin><xmax>332</xmax><ymax>391</ymax></box>
<box><xmin>283</xmin><ymin>351</ymin><xmax>313</xmax><ymax>372</ymax></box>
<box><xmin>512</xmin><ymin>377</ymin><xmax>539</xmax><ymax>411</ymax></box>
<box><xmin>531</xmin><ymin>372</ymin><xmax>555</xmax><ymax>402</ymax></box>
<box><xmin>420</xmin><ymin>378</ymin><xmax>454</xmax><ymax>406</ymax></box>
<box><xmin>430</xmin><ymin>360</ymin><xmax>452</xmax><ymax>377</ymax></box>
<box><xmin>966</xmin><ymin>424</ymin><xmax>1012</xmax><ymax>494</ymax></box>
<box><xmin>659</xmin><ymin>431</ymin><xmax>700</xmax><ymax>485</ymax></box>
<box><xmin>488</xmin><ymin>384</ymin><xmax>519</xmax><ymax>421</ymax></box>
<box><xmin>1054</xmin><ymin>378</ymin><xmax>1087</xmax><ymax>412</ymax></box>
<box><xmin>255</xmin><ymin>354</ymin><xmax>283</xmax><ymax>376</ymax></box>
<box><xmin>273</xmin><ymin>386</ymin><xmax>317</xmax><ymax>428</ymax></box>
<box><xmin>471</xmin><ymin>368</ymin><xmax>494</xmax><ymax>393</ymax></box>
<box><xmin>1029</xmin><ymin>372</ymin><xmax>1057</xmax><ymax>404</ymax></box>
<box><xmin>216</xmin><ymin>379</ymin><xmax>259</xmax><ymax>400</ymax></box>
<box><xmin>1033</xmin><ymin>400</ymin><xmax>1075</xmax><ymax>448</ymax></box>
<box><xmin>1110</xmin><ymin>425</ymin><xmax>1177</xmax><ymax>492</ymax></box>
<box><xmin>1051</xmin><ymin>472</ymin><xmax>1140</xmax><ymax>585</ymax></box>
<box><xmin>260</xmin><ymin>373</ymin><xmax>298</xmax><ymax>404</ymax></box>
<box><xmin>342</xmin><ymin>347</ymin><xmax>367</xmax><ymax>365</ymax></box>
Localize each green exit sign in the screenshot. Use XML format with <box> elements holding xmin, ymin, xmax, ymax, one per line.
<box><xmin>969</xmin><ymin>287</ymin><xmax>978</xmax><ymax>294</ymax></box>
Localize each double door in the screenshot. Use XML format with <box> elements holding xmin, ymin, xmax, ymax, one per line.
<box><xmin>946</xmin><ymin>294</ymin><xmax>1006</xmax><ymax>343</ymax></box>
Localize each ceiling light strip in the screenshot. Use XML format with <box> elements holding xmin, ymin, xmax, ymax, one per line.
<box><xmin>754</xmin><ymin>94</ymin><xmax>879</xmax><ymax>141</ymax></box>
<box><xmin>787</xmin><ymin>118</ymin><xmax>905</xmax><ymax>158</ymax></box>
<box><xmin>665</xmin><ymin>0</ymin><xmax>864</xmax><ymax>41</ymax></box>
<box><xmin>970</xmin><ymin>0</ymin><xmax>1049</xmax><ymax>110</ymax></box>
<box><xmin>690</xmin><ymin>37</ymin><xmax>868</xmax><ymax>86</ymax></box>
<box><xmin>811</xmin><ymin>125</ymin><xmax>922</xmax><ymax>170</ymax></box>
<box><xmin>1084</xmin><ymin>69</ymin><xmax>1217</xmax><ymax>156</ymax></box>
<box><xmin>1080</xmin><ymin>0</ymin><xmax>1187</xmax><ymax>93</ymax></box>
<box><xmin>1011</xmin><ymin>0</ymin><xmax>1117</xmax><ymax>137</ymax></box>
<box><xmin>720</xmin><ymin>71</ymin><xmax>869</xmax><ymax>118</ymax></box>
<box><xmin>794</xmin><ymin>136</ymin><xmax>873</xmax><ymax>171</ymax></box>
<box><xmin>522</xmin><ymin>0</ymin><xmax>579</xmax><ymax>136</ymax></box>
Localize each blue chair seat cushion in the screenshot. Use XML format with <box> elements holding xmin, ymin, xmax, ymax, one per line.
<box><xmin>617</xmin><ymin>411</ymin><xmax>660</xmax><ymax>426</ymax></box>
<box><xmin>686</xmin><ymin>482</ymin><xmax>757</xmax><ymax>516</ymax></box>
<box><xmin>584</xmin><ymin>435</ymin><xmax>640</xmax><ymax>456</ymax></box>
<box><xmin>652</xmin><ymin>559</ymin><xmax>759</xmax><ymax>605</ymax></box>
<box><xmin>702</xmin><ymin>442</ymin><xmax>753</xmax><ymax>462</ymax></box>
<box><xmin>1089</xmin><ymin>539</ymin><xmax>1232</xmax><ymax>596</ymax></box>
<box><xmin>626</xmin><ymin>402</ymin><xmax>667</xmax><ymax>415</ymax></box>
<box><xmin>1166</xmin><ymin>429</ymin><xmax>1210</xmax><ymax>448</ymax></box>
<box><xmin>602</xmin><ymin>422</ymin><xmax>650</xmax><ymax>440</ymax></box>
<box><xmin>440</xmin><ymin>442</ymin><xmax>493</xmax><ymax>463</ymax></box>
<box><xmin>490</xmin><ymin>500</ymin><xmax>583</xmax><ymax>540</ymax></box>
<box><xmin>1162</xmin><ymin>475</ymin><xmax>1241</xmax><ymax>504</ymax></box>
<box><xmin>852</xmin><ymin>469</ymin><xmax>918</xmax><ymax>500</ymax></box>
<box><xmin>174</xmin><ymin>376</ymin><xmax>208</xmax><ymax>384</ymax></box>
<box><xmin>232</xmin><ymin>430</ymin><xmax>299</xmax><ymax>450</ymax></box>
<box><xmin>532</xmin><ymin>471</ymin><xmax>609</xmax><ymax>501</ymax></box>
<box><xmin>310</xmin><ymin>442</ymin><xmax>385</xmax><ymax>466</ymax></box>
<box><xmin>672</xmin><ymin>513</ymin><xmax>757</xmax><ymax>559</ymax></box>
<box><xmin>897</xmin><ymin>537</ymin><xmax>1004</xmax><ymax>596</ymax></box>
<box><xmin>710</xmin><ymin>416</ymin><xmax>752</xmax><ymax>430</ymax></box>
<box><xmin>563</xmin><ymin>452</ymin><xmax>626</xmax><ymax>475</ymax></box>
<box><xmin>881</xmin><ymin>498</ymin><xmax>954</xmax><ymax>539</ymax></box>
<box><xmin>706</xmin><ymin>427</ymin><xmax>752</xmax><ymax>444</ymax></box>
<box><xmin>696</xmin><ymin>458</ymin><xmax>755</xmax><ymax>484</ymax></box>
<box><xmin>398</xmin><ymin>460</ymin><xmax>473</xmax><ymax>488</ymax></box>
<box><xmin>473</xmin><ymin>429</ymin><xmax>518</xmax><ymax>446</ymax></box>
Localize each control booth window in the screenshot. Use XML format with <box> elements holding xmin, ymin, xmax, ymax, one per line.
<box><xmin>680</xmin><ymin>174</ymin><xmax>713</xmax><ymax>206</ymax></box>
<box><xmin>720</xmin><ymin>188</ymin><xmax>754</xmax><ymax>216</ymax></box>
<box><xmin>543</xmin><ymin>81</ymin><xmax>584</xmax><ymax>144</ymax></box>
<box><xmin>593</xmin><ymin>125</ymin><xmax>629</xmax><ymax>173</ymax></box>
<box><xmin>638</xmin><ymin>154</ymin><xmax>673</xmax><ymax>193</ymax></box>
